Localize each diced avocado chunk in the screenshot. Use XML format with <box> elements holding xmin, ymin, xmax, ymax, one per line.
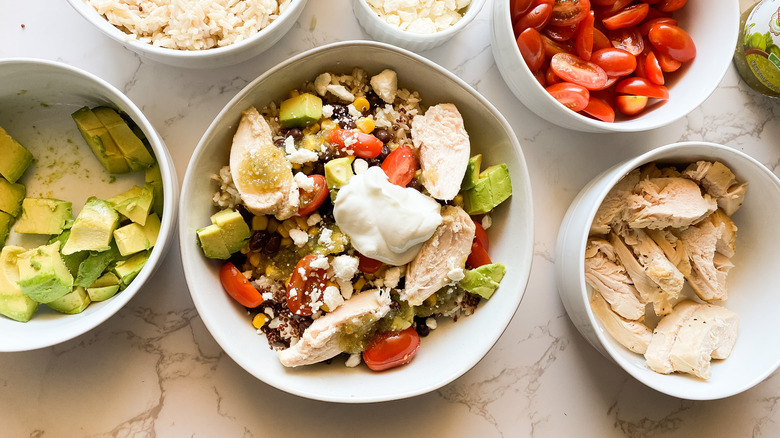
<box><xmin>47</xmin><ymin>286</ymin><xmax>91</xmax><ymax>314</ymax></box>
<box><xmin>72</xmin><ymin>106</ymin><xmax>131</xmax><ymax>174</ymax></box>
<box><xmin>197</xmin><ymin>208</ymin><xmax>251</xmax><ymax>259</ymax></box>
<box><xmin>325</xmin><ymin>156</ymin><xmax>355</xmax><ymax>190</ymax></box>
<box><xmin>74</xmin><ymin>241</ymin><xmax>120</xmax><ymax>288</ymax></box>
<box><xmin>462</xmin><ymin>163</ymin><xmax>512</xmax><ymax>215</ymax></box>
<box><xmin>14</xmin><ymin>198</ymin><xmax>73</xmax><ymax>235</ymax></box>
<box><xmin>0</xmin><ymin>126</ymin><xmax>34</xmax><ymax>183</ymax></box>
<box><xmin>89</xmin><ymin>271</ymin><xmax>120</xmax><ymax>288</ymax></box>
<box><xmin>107</xmin><ymin>184</ymin><xmax>154</xmax><ymax>225</ymax></box>
<box><xmin>113</xmin><ymin>213</ymin><xmax>159</xmax><ymax>257</ymax></box>
<box><xmin>279</xmin><ymin>93</ymin><xmax>323</xmax><ymax>128</ymax></box>
<box><xmin>0</xmin><ymin>177</ymin><xmax>26</xmax><ymax>217</ymax></box>
<box><xmin>92</xmin><ymin>107</ymin><xmax>156</xmax><ymax>172</ymax></box>
<box><xmin>145</xmin><ymin>163</ymin><xmax>164</xmax><ymax>217</ymax></box>
<box><xmin>48</xmin><ymin>230</ymin><xmax>89</xmax><ymax>277</ymax></box>
<box><xmin>461</xmin><ymin>154</ymin><xmax>483</xmax><ymax>191</ymax></box>
<box><xmin>0</xmin><ymin>246</ymin><xmax>38</xmax><ymax>322</ymax></box>
<box><xmin>0</xmin><ymin>211</ymin><xmax>12</xmax><ymax>247</ymax></box>
<box><xmin>114</xmin><ymin>251</ymin><xmax>149</xmax><ymax>289</ymax></box>
<box><xmin>62</xmin><ymin>197</ymin><xmax>119</xmax><ymax>255</ymax></box>
<box><xmin>459</xmin><ymin>263</ymin><xmax>506</xmax><ymax>299</ymax></box>
<box><xmin>196</xmin><ymin>224</ymin><xmax>230</xmax><ymax>260</ymax></box>
<box><xmin>86</xmin><ymin>272</ymin><xmax>120</xmax><ymax>302</ymax></box>
<box><xmin>16</xmin><ymin>241</ymin><xmax>74</xmax><ymax>304</ymax></box>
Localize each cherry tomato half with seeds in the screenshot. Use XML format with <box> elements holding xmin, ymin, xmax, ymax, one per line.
<box><xmin>544</xmin><ymin>23</ymin><xmax>579</xmax><ymax>42</ymax></box>
<box><xmin>517</xmin><ymin>27</ymin><xmax>546</xmax><ymax>71</ymax></box>
<box><xmin>297</xmin><ymin>174</ymin><xmax>328</xmax><ymax>216</ymax></box>
<box><xmin>220</xmin><ymin>262</ymin><xmax>264</xmax><ymax>308</ymax></box>
<box><xmin>546</xmin><ymin>82</ymin><xmax>590</xmax><ymax>111</ymax></box>
<box><xmin>581</xmin><ymin>96</ymin><xmax>616</xmax><ymax>122</ymax></box>
<box><xmin>615</xmin><ymin>95</ymin><xmax>648</xmax><ymax>115</ymax></box>
<box><xmin>590</xmin><ymin>47</ymin><xmax>637</xmax><ymax>77</ymax></box>
<box><xmin>656</xmin><ymin>0</ymin><xmax>687</xmax><ymax>12</ymax></box>
<box><xmin>575</xmin><ymin>11</ymin><xmax>595</xmax><ymax>60</ymax></box>
<box><xmin>592</xmin><ymin>27</ymin><xmax>613</xmax><ymax>52</ymax></box>
<box><xmin>656</xmin><ymin>51</ymin><xmax>682</xmax><ymax>72</ymax></box>
<box><xmin>644</xmin><ymin>51</ymin><xmax>665</xmax><ymax>85</ymax></box>
<box><xmin>608</xmin><ymin>26</ymin><xmax>644</xmax><ymax>56</ymax></box>
<box><xmin>648</xmin><ymin>23</ymin><xmax>696</xmax><ymax>63</ymax></box>
<box><xmin>381</xmin><ymin>145</ymin><xmax>418</xmax><ymax>187</ymax></box>
<box><xmin>550</xmin><ymin>52</ymin><xmax>608</xmax><ymax>90</ymax></box>
<box><xmin>363</xmin><ymin>327</ymin><xmax>421</xmax><ymax>371</ymax></box>
<box><xmin>513</xmin><ymin>2</ymin><xmax>553</xmax><ymax>35</ymax></box>
<box><xmin>550</xmin><ymin>0</ymin><xmax>591</xmax><ymax>27</ymax></box>
<box><xmin>327</xmin><ymin>129</ymin><xmax>383</xmax><ymax>159</ymax></box>
<box><xmin>615</xmin><ymin>76</ymin><xmax>669</xmax><ymax>99</ymax></box>
<box><xmin>287</xmin><ymin>254</ymin><xmax>329</xmax><ymax>316</ymax></box>
<box><xmin>541</xmin><ymin>34</ymin><xmax>575</xmax><ymax>58</ymax></box>
<box><xmin>602</xmin><ymin>3</ymin><xmax>649</xmax><ymax>30</ymax></box>
<box><xmin>511</xmin><ymin>0</ymin><xmax>535</xmax><ymax>22</ymax></box>
<box><xmin>639</xmin><ymin>17</ymin><xmax>677</xmax><ymax>36</ymax></box>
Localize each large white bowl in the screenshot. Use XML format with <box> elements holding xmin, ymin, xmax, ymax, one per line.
<box><xmin>0</xmin><ymin>58</ymin><xmax>178</xmax><ymax>352</ymax></box>
<box><xmin>491</xmin><ymin>0</ymin><xmax>739</xmax><ymax>133</ymax></box>
<box><xmin>353</xmin><ymin>0</ymin><xmax>486</xmax><ymax>52</ymax></box>
<box><xmin>66</xmin><ymin>0</ymin><xmax>308</xmax><ymax>69</ymax></box>
<box><xmin>556</xmin><ymin>141</ymin><xmax>780</xmax><ymax>400</ymax></box>
<box><xmin>179</xmin><ymin>40</ymin><xmax>533</xmax><ymax>403</ymax></box>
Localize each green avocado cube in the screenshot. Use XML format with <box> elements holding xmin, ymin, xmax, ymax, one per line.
<box><xmin>0</xmin><ymin>126</ymin><xmax>34</xmax><ymax>183</ymax></box>
<box><xmin>325</xmin><ymin>156</ymin><xmax>355</xmax><ymax>190</ymax></box>
<box><xmin>0</xmin><ymin>211</ymin><xmax>13</xmax><ymax>247</ymax></box>
<box><xmin>47</xmin><ymin>286</ymin><xmax>91</xmax><ymax>314</ymax></box>
<box><xmin>113</xmin><ymin>213</ymin><xmax>158</xmax><ymax>257</ymax></box>
<box><xmin>0</xmin><ymin>177</ymin><xmax>26</xmax><ymax>217</ymax></box>
<box><xmin>72</xmin><ymin>107</ymin><xmax>132</xmax><ymax>174</ymax></box>
<box><xmin>461</xmin><ymin>154</ymin><xmax>483</xmax><ymax>191</ymax></box>
<box><xmin>107</xmin><ymin>184</ymin><xmax>154</xmax><ymax>225</ymax></box>
<box><xmin>86</xmin><ymin>284</ymin><xmax>120</xmax><ymax>302</ymax></box>
<box><xmin>145</xmin><ymin>163</ymin><xmax>164</xmax><ymax>217</ymax></box>
<box><xmin>62</xmin><ymin>197</ymin><xmax>119</xmax><ymax>255</ymax></box>
<box><xmin>463</xmin><ymin>163</ymin><xmax>512</xmax><ymax>215</ymax></box>
<box><xmin>196</xmin><ymin>224</ymin><xmax>231</xmax><ymax>260</ymax></box>
<box><xmin>210</xmin><ymin>209</ymin><xmax>251</xmax><ymax>254</ymax></box>
<box><xmin>113</xmin><ymin>251</ymin><xmax>149</xmax><ymax>289</ymax></box>
<box><xmin>16</xmin><ymin>241</ymin><xmax>74</xmax><ymax>304</ymax></box>
<box><xmin>279</xmin><ymin>93</ymin><xmax>323</xmax><ymax>128</ymax></box>
<box><xmin>0</xmin><ymin>246</ymin><xmax>38</xmax><ymax>322</ymax></box>
<box><xmin>92</xmin><ymin>107</ymin><xmax>156</xmax><ymax>172</ymax></box>
<box><xmin>459</xmin><ymin>263</ymin><xmax>506</xmax><ymax>300</ymax></box>
<box><xmin>14</xmin><ymin>198</ymin><xmax>73</xmax><ymax>235</ymax></box>
<box><xmin>74</xmin><ymin>241</ymin><xmax>120</xmax><ymax>289</ymax></box>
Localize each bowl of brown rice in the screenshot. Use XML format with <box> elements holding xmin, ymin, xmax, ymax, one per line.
<box><xmin>66</xmin><ymin>0</ymin><xmax>308</xmax><ymax>68</ymax></box>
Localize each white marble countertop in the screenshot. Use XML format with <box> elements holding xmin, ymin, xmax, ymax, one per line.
<box><xmin>2</xmin><ymin>0</ymin><xmax>780</xmax><ymax>436</ymax></box>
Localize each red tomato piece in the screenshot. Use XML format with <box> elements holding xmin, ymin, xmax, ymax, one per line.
<box><xmin>381</xmin><ymin>145</ymin><xmax>418</xmax><ymax>187</ymax></box>
<box><xmin>363</xmin><ymin>327</ymin><xmax>421</xmax><ymax>371</ymax></box>
<box><xmin>550</xmin><ymin>52</ymin><xmax>608</xmax><ymax>90</ymax></box>
<box><xmin>546</xmin><ymin>64</ymin><xmax>562</xmax><ymax>85</ymax></box>
<box><xmin>615</xmin><ymin>95</ymin><xmax>648</xmax><ymax>115</ymax></box>
<box><xmin>287</xmin><ymin>254</ymin><xmax>329</xmax><ymax>316</ymax></box>
<box><xmin>602</xmin><ymin>3</ymin><xmax>649</xmax><ymax>30</ymax></box>
<box><xmin>517</xmin><ymin>27</ymin><xmax>546</xmax><ymax>71</ymax></box>
<box><xmin>358</xmin><ymin>253</ymin><xmax>383</xmax><ymax>274</ymax></box>
<box><xmin>590</xmin><ymin>48</ymin><xmax>636</xmax><ymax>77</ymax></box>
<box><xmin>544</xmin><ymin>23</ymin><xmax>579</xmax><ymax>41</ymax></box>
<box><xmin>297</xmin><ymin>174</ymin><xmax>328</xmax><ymax>216</ymax></box>
<box><xmin>615</xmin><ymin>76</ymin><xmax>669</xmax><ymax>99</ymax></box>
<box><xmin>467</xmin><ymin>240</ymin><xmax>493</xmax><ymax>268</ymax></box>
<box><xmin>220</xmin><ymin>262</ymin><xmax>264</xmax><ymax>308</ymax></box>
<box><xmin>511</xmin><ymin>0</ymin><xmax>535</xmax><ymax>22</ymax></box>
<box><xmin>550</xmin><ymin>0</ymin><xmax>591</xmax><ymax>26</ymax></box>
<box><xmin>656</xmin><ymin>52</ymin><xmax>682</xmax><ymax>72</ymax></box>
<box><xmin>327</xmin><ymin>129</ymin><xmax>383</xmax><ymax>159</ymax></box>
<box><xmin>473</xmin><ymin>221</ymin><xmax>490</xmax><ymax>251</ymax></box>
<box><xmin>639</xmin><ymin>0</ymin><xmax>661</xmax><ymax>3</ymax></box>
<box><xmin>644</xmin><ymin>51</ymin><xmax>665</xmax><ymax>85</ymax></box>
<box><xmin>581</xmin><ymin>96</ymin><xmax>616</xmax><ymax>122</ymax></box>
<box><xmin>575</xmin><ymin>11</ymin><xmax>595</xmax><ymax>60</ymax></box>
<box><xmin>513</xmin><ymin>2</ymin><xmax>553</xmax><ymax>34</ymax></box>
<box><xmin>592</xmin><ymin>27</ymin><xmax>612</xmax><ymax>51</ymax></box>
<box><xmin>648</xmin><ymin>23</ymin><xmax>696</xmax><ymax>62</ymax></box>
<box><xmin>590</xmin><ymin>75</ymin><xmax>618</xmax><ymax>91</ymax></box>
<box><xmin>546</xmin><ymin>82</ymin><xmax>590</xmax><ymax>111</ymax></box>
<box><xmin>608</xmin><ymin>26</ymin><xmax>644</xmax><ymax>55</ymax></box>
<box><xmin>656</xmin><ymin>0</ymin><xmax>686</xmax><ymax>12</ymax></box>
<box><xmin>541</xmin><ymin>34</ymin><xmax>575</xmax><ymax>58</ymax></box>
<box><xmin>592</xmin><ymin>0</ymin><xmax>618</xmax><ymax>5</ymax></box>
<box><xmin>634</xmin><ymin>53</ymin><xmax>647</xmax><ymax>78</ymax></box>
<box><xmin>639</xmin><ymin>17</ymin><xmax>677</xmax><ymax>36</ymax></box>
<box><xmin>596</xmin><ymin>0</ymin><xmax>632</xmax><ymax>16</ymax></box>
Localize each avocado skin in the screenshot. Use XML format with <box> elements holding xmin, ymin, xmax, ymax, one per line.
<box><xmin>74</xmin><ymin>241</ymin><xmax>121</xmax><ymax>289</ymax></box>
<box><xmin>0</xmin><ymin>126</ymin><xmax>34</xmax><ymax>183</ymax></box>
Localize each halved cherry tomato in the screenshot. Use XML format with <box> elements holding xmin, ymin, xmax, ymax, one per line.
<box><xmin>596</xmin><ymin>0</ymin><xmax>632</xmax><ymax>15</ymax></box>
<box><xmin>513</xmin><ymin>2</ymin><xmax>553</xmax><ymax>34</ymax></box>
<box><xmin>546</xmin><ymin>64</ymin><xmax>562</xmax><ymax>85</ymax></box>
<box><xmin>550</xmin><ymin>52</ymin><xmax>608</xmax><ymax>89</ymax></box>
<box><xmin>589</xmin><ymin>75</ymin><xmax>618</xmax><ymax>91</ymax></box>
<box><xmin>634</xmin><ymin>53</ymin><xmax>647</xmax><ymax>78</ymax></box>
<box><xmin>473</xmin><ymin>221</ymin><xmax>490</xmax><ymax>251</ymax></box>
<box><xmin>648</xmin><ymin>23</ymin><xmax>695</xmax><ymax>62</ymax></box>
<box><xmin>615</xmin><ymin>95</ymin><xmax>648</xmax><ymax>115</ymax></box>
<box><xmin>546</xmin><ymin>82</ymin><xmax>590</xmax><ymax>111</ymax></box>
<box><xmin>541</xmin><ymin>34</ymin><xmax>575</xmax><ymax>58</ymax></box>
<box><xmin>590</xmin><ymin>47</ymin><xmax>636</xmax><ymax>76</ymax></box>
<box><xmin>220</xmin><ymin>262</ymin><xmax>264</xmax><ymax>308</ymax></box>
<box><xmin>575</xmin><ymin>11</ymin><xmax>595</xmax><ymax>60</ymax></box>
<box><xmin>287</xmin><ymin>254</ymin><xmax>328</xmax><ymax>316</ymax></box>
<box><xmin>363</xmin><ymin>327</ymin><xmax>421</xmax><ymax>371</ymax></box>
<box><xmin>533</xmin><ymin>69</ymin><xmax>547</xmax><ymax>87</ymax></box>
<box><xmin>358</xmin><ymin>253</ymin><xmax>383</xmax><ymax>274</ymax></box>
<box><xmin>656</xmin><ymin>0</ymin><xmax>686</xmax><ymax>12</ymax></box>
<box><xmin>327</xmin><ymin>129</ymin><xmax>383</xmax><ymax>159</ymax></box>
<box><xmin>639</xmin><ymin>17</ymin><xmax>677</xmax><ymax>36</ymax></box>
<box><xmin>297</xmin><ymin>174</ymin><xmax>328</xmax><ymax>216</ymax></box>
<box><xmin>381</xmin><ymin>145</ymin><xmax>418</xmax><ymax>187</ymax></box>
<box><xmin>608</xmin><ymin>26</ymin><xmax>644</xmax><ymax>55</ymax></box>
<box><xmin>550</xmin><ymin>0</ymin><xmax>591</xmax><ymax>27</ymax></box>
<box><xmin>517</xmin><ymin>27</ymin><xmax>546</xmax><ymax>71</ymax></box>
<box><xmin>544</xmin><ymin>23</ymin><xmax>578</xmax><ymax>41</ymax></box>
<box><xmin>511</xmin><ymin>0</ymin><xmax>535</xmax><ymax>22</ymax></box>
<box><xmin>467</xmin><ymin>239</ymin><xmax>492</xmax><ymax>268</ymax></box>
<box><xmin>644</xmin><ymin>51</ymin><xmax>664</xmax><ymax>85</ymax></box>
<box><xmin>592</xmin><ymin>0</ymin><xmax>618</xmax><ymax>5</ymax></box>
<box><xmin>656</xmin><ymin>51</ymin><xmax>682</xmax><ymax>72</ymax></box>
<box><xmin>592</xmin><ymin>27</ymin><xmax>612</xmax><ymax>51</ymax></box>
<box><xmin>581</xmin><ymin>96</ymin><xmax>616</xmax><ymax>122</ymax></box>
<box><xmin>602</xmin><ymin>3</ymin><xmax>649</xmax><ymax>30</ymax></box>
<box><xmin>615</xmin><ymin>76</ymin><xmax>669</xmax><ymax>99</ymax></box>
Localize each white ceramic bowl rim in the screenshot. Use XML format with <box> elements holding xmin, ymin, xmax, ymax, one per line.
<box><xmin>0</xmin><ymin>57</ymin><xmax>179</xmax><ymax>352</ymax></box>
<box><xmin>179</xmin><ymin>40</ymin><xmax>534</xmax><ymax>402</ymax></box>
<box><xmin>354</xmin><ymin>0</ymin><xmax>486</xmax><ymax>42</ymax></box>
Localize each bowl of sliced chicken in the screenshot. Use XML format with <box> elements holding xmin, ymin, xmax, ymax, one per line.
<box><xmin>179</xmin><ymin>41</ymin><xmax>533</xmax><ymax>402</ymax></box>
<box><xmin>556</xmin><ymin>141</ymin><xmax>780</xmax><ymax>400</ymax></box>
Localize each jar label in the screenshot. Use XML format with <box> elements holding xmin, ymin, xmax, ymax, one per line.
<box><xmin>743</xmin><ymin>0</ymin><xmax>780</xmax><ymax>92</ymax></box>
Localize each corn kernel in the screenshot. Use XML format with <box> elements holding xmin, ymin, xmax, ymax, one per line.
<box><xmin>252</xmin><ymin>215</ymin><xmax>268</xmax><ymax>231</ymax></box>
<box><xmin>294</xmin><ymin>216</ymin><xmax>309</xmax><ymax>231</ymax></box>
<box><xmin>321</xmin><ymin>119</ymin><xmax>338</xmax><ymax>130</ymax></box>
<box><xmin>281</xmin><ymin>237</ymin><xmax>293</xmax><ymax>247</ymax></box>
<box><xmin>289</xmin><ymin>89</ymin><xmax>300</xmax><ymax>98</ymax></box>
<box><xmin>266</xmin><ymin>219</ymin><xmax>278</xmax><ymax>233</ymax></box>
<box><xmin>292</xmin><ymin>163</ymin><xmax>302</xmax><ymax>171</ymax></box>
<box><xmin>303</xmin><ymin>123</ymin><xmax>320</xmax><ymax>135</ymax></box>
<box><xmin>353</xmin><ymin>277</ymin><xmax>366</xmax><ymax>292</ymax></box>
<box><xmin>356</xmin><ymin>117</ymin><xmax>375</xmax><ymax>134</ymax></box>
<box><xmin>353</xmin><ymin>96</ymin><xmax>370</xmax><ymax>113</ymax></box>
<box><xmin>277</xmin><ymin>225</ymin><xmax>290</xmax><ymax>238</ymax></box>
<box><xmin>308</xmin><ymin>227</ymin><xmax>319</xmax><ymax>236</ymax></box>
<box><xmin>453</xmin><ymin>194</ymin><xmax>464</xmax><ymax>208</ymax></box>
<box><xmin>252</xmin><ymin>314</ymin><xmax>268</xmax><ymax>329</ymax></box>
<box><xmin>265</xmin><ymin>265</ymin><xmax>279</xmax><ymax>278</ymax></box>
<box><xmin>424</xmin><ymin>295</ymin><xmax>437</xmax><ymax>306</ymax></box>
<box><xmin>248</xmin><ymin>253</ymin><xmax>261</xmax><ymax>267</ymax></box>
<box><xmin>321</xmin><ymin>303</ymin><xmax>331</xmax><ymax>312</ymax></box>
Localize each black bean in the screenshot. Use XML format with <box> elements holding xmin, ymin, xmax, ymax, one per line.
<box><xmin>415</xmin><ymin>317</ymin><xmax>431</xmax><ymax>337</ymax></box>
<box><xmin>340</xmin><ymin>119</ymin><xmax>356</xmax><ymax>130</ymax></box>
<box><xmin>262</xmin><ymin>233</ymin><xmax>282</xmax><ymax>256</ymax></box>
<box><xmin>273</xmin><ymin>137</ymin><xmax>285</xmax><ymax>148</ymax></box>
<box><xmin>406</xmin><ymin>177</ymin><xmax>423</xmax><ymax>192</ymax></box>
<box><xmin>234</xmin><ymin>204</ymin><xmax>253</xmax><ymax>225</ymax></box>
<box><xmin>249</xmin><ymin>230</ymin><xmax>271</xmax><ymax>251</ymax></box>
<box><xmin>365</xmin><ymin>90</ymin><xmax>384</xmax><ymax>111</ymax></box>
<box><xmin>228</xmin><ymin>251</ymin><xmax>247</xmax><ymax>269</ymax></box>
<box><xmin>374</xmin><ymin>128</ymin><xmax>392</xmax><ymax>144</ymax></box>
<box><xmin>288</xmin><ymin>128</ymin><xmax>303</xmax><ymax>141</ymax></box>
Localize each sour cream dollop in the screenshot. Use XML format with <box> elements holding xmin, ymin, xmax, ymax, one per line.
<box><xmin>333</xmin><ymin>167</ymin><xmax>442</xmax><ymax>265</ymax></box>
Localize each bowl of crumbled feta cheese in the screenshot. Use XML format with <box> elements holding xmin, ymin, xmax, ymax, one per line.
<box><xmin>179</xmin><ymin>40</ymin><xmax>533</xmax><ymax>402</ymax></box>
<box><xmin>353</xmin><ymin>0</ymin><xmax>486</xmax><ymax>52</ymax></box>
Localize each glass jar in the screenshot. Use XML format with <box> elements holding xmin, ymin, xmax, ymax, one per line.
<box><xmin>733</xmin><ymin>0</ymin><xmax>780</xmax><ymax>98</ymax></box>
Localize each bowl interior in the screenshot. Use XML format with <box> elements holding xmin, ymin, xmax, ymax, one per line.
<box><xmin>0</xmin><ymin>59</ymin><xmax>177</xmax><ymax>351</ymax></box>
<box><xmin>578</xmin><ymin>143</ymin><xmax>780</xmax><ymax>399</ymax></box>
<box><xmin>179</xmin><ymin>41</ymin><xmax>533</xmax><ymax>402</ymax></box>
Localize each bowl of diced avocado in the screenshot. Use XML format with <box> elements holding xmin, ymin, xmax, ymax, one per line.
<box><xmin>0</xmin><ymin>58</ymin><xmax>177</xmax><ymax>351</ymax></box>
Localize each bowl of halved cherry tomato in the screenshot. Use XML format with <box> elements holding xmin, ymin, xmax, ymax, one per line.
<box><xmin>491</xmin><ymin>0</ymin><xmax>739</xmax><ymax>132</ymax></box>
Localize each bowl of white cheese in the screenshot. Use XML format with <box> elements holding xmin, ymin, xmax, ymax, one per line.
<box><xmin>353</xmin><ymin>0</ymin><xmax>486</xmax><ymax>52</ymax></box>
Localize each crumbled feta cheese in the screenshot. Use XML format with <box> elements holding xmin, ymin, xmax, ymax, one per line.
<box><xmin>284</xmin><ymin>136</ymin><xmax>296</xmax><ymax>155</ymax></box>
<box><xmin>294</xmin><ymin>172</ymin><xmax>315</xmax><ymax>192</ymax></box>
<box><xmin>322</xmin><ymin>104</ymin><xmax>334</xmax><ymax>118</ymax></box>
<box><xmin>264</xmin><ymin>307</ymin><xmax>275</xmax><ymax>318</ymax></box>
<box><xmin>481</xmin><ymin>214</ymin><xmax>492</xmax><ymax>230</ymax></box>
<box><xmin>331</xmin><ymin>255</ymin><xmax>359</xmax><ymax>281</ymax></box>
<box><xmin>370</xmin><ymin>69</ymin><xmax>398</xmax><ymax>104</ymax></box>
<box><xmin>314</xmin><ymin>72</ymin><xmax>331</xmax><ymax>96</ymax></box>
<box><xmin>287</xmin><ymin>147</ymin><xmax>319</xmax><ymax>164</ymax></box>
<box><xmin>447</xmin><ymin>267</ymin><xmax>465</xmax><ymax>282</ymax></box>
<box><xmin>353</xmin><ymin>158</ymin><xmax>369</xmax><ymax>175</ymax></box>
<box><xmin>309</xmin><ymin>255</ymin><xmax>330</xmax><ymax>270</ymax></box>
<box><xmin>318</xmin><ymin>227</ymin><xmax>333</xmax><ymax>246</ymax></box>
<box><xmin>338</xmin><ymin>279</ymin><xmax>354</xmax><ymax>299</ymax></box>
<box><xmin>323</xmin><ymin>285</ymin><xmax>344</xmax><ymax>311</ymax></box>
<box><xmin>307</xmin><ymin>213</ymin><xmax>322</xmax><ymax>227</ymax></box>
<box><xmin>383</xmin><ymin>266</ymin><xmax>401</xmax><ymax>289</ymax></box>
<box><xmin>268</xmin><ymin>318</ymin><xmax>281</xmax><ymax>329</ymax></box>
<box><xmin>348</xmin><ymin>104</ymin><xmax>363</xmax><ymax>119</ymax></box>
<box><xmin>345</xmin><ymin>353</ymin><xmax>362</xmax><ymax>368</ymax></box>
<box><xmin>262</xmin><ymin>292</ymin><xmax>274</xmax><ymax>302</ymax></box>
<box><xmin>326</xmin><ymin>84</ymin><xmax>355</xmax><ymax>102</ymax></box>
<box><xmin>289</xmin><ymin>228</ymin><xmax>309</xmax><ymax>247</ymax></box>
<box><xmin>426</xmin><ymin>317</ymin><xmax>437</xmax><ymax>330</ymax></box>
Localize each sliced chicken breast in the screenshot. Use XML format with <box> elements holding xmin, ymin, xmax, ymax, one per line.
<box><xmin>646</xmin><ymin>229</ymin><xmax>692</xmax><ymax>277</ymax></box>
<box><xmin>619</xmin><ymin>226</ymin><xmax>684</xmax><ymax>301</ymax></box>
<box><xmin>678</xmin><ymin>220</ymin><xmax>729</xmax><ymax>302</ymax></box>
<box><xmin>230</xmin><ymin>106</ymin><xmax>298</xmax><ymax>220</ymax></box>
<box><xmin>610</xmin><ymin>232</ymin><xmax>673</xmax><ymax>315</ymax></box>
<box><xmin>683</xmin><ymin>161</ymin><xmax>747</xmax><ymax>216</ymax></box>
<box><xmin>644</xmin><ymin>300</ymin><xmax>699</xmax><ymax>374</ymax></box>
<box><xmin>590</xmin><ymin>292</ymin><xmax>653</xmax><ymax>354</ymax></box>
<box><xmin>709</xmin><ymin>208</ymin><xmax>738</xmax><ymax>258</ymax></box>
<box><xmin>401</xmin><ymin>206</ymin><xmax>475</xmax><ymax>306</ymax></box>
<box><xmin>627</xmin><ymin>177</ymin><xmax>717</xmax><ymax>229</ymax></box>
<box><xmin>278</xmin><ymin>289</ymin><xmax>391</xmax><ymax>367</ymax></box>
<box><xmin>584</xmin><ymin>238</ymin><xmax>645</xmax><ymax>320</ymax></box>
<box><xmin>591</xmin><ymin>169</ymin><xmax>640</xmax><ymax>235</ymax></box>
<box><xmin>668</xmin><ymin>304</ymin><xmax>739</xmax><ymax>379</ymax></box>
<box><xmin>411</xmin><ymin>103</ymin><xmax>470</xmax><ymax>201</ymax></box>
